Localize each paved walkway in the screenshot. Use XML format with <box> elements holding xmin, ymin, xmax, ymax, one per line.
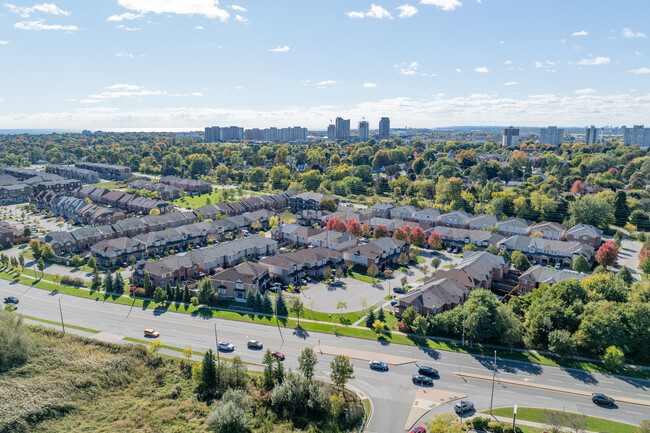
<box><xmin>473</xmin><ymin>414</ymin><xmax>608</xmax><ymax>433</ymax></box>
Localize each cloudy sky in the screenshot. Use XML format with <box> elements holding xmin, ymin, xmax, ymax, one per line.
<box><xmin>0</xmin><ymin>0</ymin><xmax>649</xmax><ymax>130</ymax></box>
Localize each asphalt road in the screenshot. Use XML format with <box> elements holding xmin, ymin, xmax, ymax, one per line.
<box><xmin>2</xmin><ymin>281</ymin><xmax>649</xmax><ymax>432</ymax></box>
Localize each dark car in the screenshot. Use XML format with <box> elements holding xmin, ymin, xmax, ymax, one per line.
<box><xmin>418</xmin><ymin>366</ymin><xmax>439</xmax><ymax>378</ymax></box>
<box><xmin>271</xmin><ymin>350</ymin><xmax>285</xmax><ymax>360</ymax></box>
<box><xmin>592</xmin><ymin>393</ymin><xmax>615</xmax><ymax>406</ymax></box>
<box><xmin>412</xmin><ymin>374</ymin><xmax>433</xmax><ymax>386</ymax></box>
<box><xmin>247</xmin><ymin>340</ymin><xmax>263</xmax><ymax>349</ymax></box>
<box><xmin>393</xmin><ymin>287</ymin><xmax>406</xmax><ymax>294</ymax></box>
<box><xmin>3</xmin><ymin>296</ymin><xmax>19</xmax><ymax>304</ymax></box>
<box><xmin>454</xmin><ymin>400</ymin><xmax>474</xmax><ymax>413</ymax></box>
<box><xmin>369</xmin><ymin>360</ymin><xmax>389</xmax><ymax>371</ymax></box>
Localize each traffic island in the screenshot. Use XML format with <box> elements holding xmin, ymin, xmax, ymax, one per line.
<box><xmin>404</xmin><ymin>388</ymin><xmax>467</xmax><ymax>431</ymax></box>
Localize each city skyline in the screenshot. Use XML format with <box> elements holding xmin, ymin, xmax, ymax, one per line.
<box><xmin>0</xmin><ymin>0</ymin><xmax>649</xmax><ymax>129</ymax></box>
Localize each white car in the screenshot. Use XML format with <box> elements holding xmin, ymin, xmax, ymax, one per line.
<box><xmin>217</xmin><ymin>341</ymin><xmax>235</xmax><ymax>352</ymax></box>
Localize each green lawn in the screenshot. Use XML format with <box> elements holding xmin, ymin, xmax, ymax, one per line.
<box><xmin>172</xmin><ymin>189</ymin><xmax>224</xmax><ymax>209</ymax></box>
<box><xmin>279</xmin><ymin>210</ymin><xmax>296</xmax><ymax>223</ymax></box>
<box><xmin>89</xmin><ymin>180</ymin><xmax>131</xmax><ymax>190</ymax></box>
<box><xmin>416</xmin><ymin>256</ymin><xmax>425</xmax><ymax>263</ymax></box>
<box><xmin>485</xmin><ymin>407</ymin><xmax>637</xmax><ymax>433</ymax></box>
<box><xmin>22</xmin><ymin>314</ymin><xmax>101</xmax><ymax>334</ymax></box>
<box><xmin>350</xmin><ymin>272</ymin><xmax>376</xmax><ymax>283</ymax></box>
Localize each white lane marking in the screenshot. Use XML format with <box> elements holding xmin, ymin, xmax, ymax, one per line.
<box><xmin>547</xmin><ymin>379</ymin><xmax>562</xmax><ymax>383</ymax></box>
<box><xmin>625</xmin><ymin>411</ymin><xmax>643</xmax><ymax>415</ymax></box>
<box><xmin>535</xmin><ymin>395</ymin><xmax>553</xmax><ymax>400</ymax></box>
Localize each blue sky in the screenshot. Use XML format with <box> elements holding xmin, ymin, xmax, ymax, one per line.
<box><xmin>0</xmin><ymin>0</ymin><xmax>649</xmax><ymax>130</ymax></box>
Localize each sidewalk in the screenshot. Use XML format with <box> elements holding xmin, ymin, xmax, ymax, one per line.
<box><xmin>472</xmin><ymin>414</ymin><xmax>604</xmax><ymax>433</ymax></box>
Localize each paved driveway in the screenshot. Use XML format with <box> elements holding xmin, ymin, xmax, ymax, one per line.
<box><xmin>615</xmin><ymin>238</ymin><xmax>642</xmax><ymax>280</ymax></box>
<box><xmin>299</xmin><ymin>277</ymin><xmax>389</xmax><ymax>313</ymax></box>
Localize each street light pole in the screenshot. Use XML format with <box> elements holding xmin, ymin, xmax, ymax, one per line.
<box><xmin>58</xmin><ymin>298</ymin><xmax>65</xmax><ymax>335</ymax></box>
<box><xmin>489</xmin><ymin>350</ymin><xmax>497</xmax><ymax>415</ymax></box>
<box><xmin>462</xmin><ymin>302</ymin><xmax>466</xmax><ymax>346</ymax></box>
<box><xmin>512</xmin><ymin>404</ymin><xmax>517</xmax><ymax>431</ymax></box>
<box><xmin>213</xmin><ymin>323</ymin><xmax>220</xmax><ymax>365</ymax></box>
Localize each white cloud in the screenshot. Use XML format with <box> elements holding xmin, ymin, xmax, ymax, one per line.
<box><xmin>116</xmin><ymin>24</ymin><xmax>141</xmax><ymax>31</ymax></box>
<box><xmin>419</xmin><ymin>0</ymin><xmax>462</xmax><ymax>11</ymax></box>
<box><xmin>195</xmin><ymin>25</ymin><xmax>204</xmax><ymax>30</ymax></box>
<box><xmin>14</xmin><ymin>20</ymin><xmax>78</xmax><ymax>31</ymax></box>
<box><xmin>571</xmin><ymin>56</ymin><xmax>610</xmax><ymax>66</ymax></box>
<box><xmin>4</xmin><ymin>2</ymin><xmax>70</xmax><ymax>18</ymax></box>
<box><xmin>574</xmin><ymin>88</ymin><xmax>596</xmax><ymax>94</ymax></box>
<box><xmin>106</xmin><ymin>12</ymin><xmax>142</xmax><ymax>21</ymax></box>
<box><xmin>107</xmin><ymin>84</ymin><xmax>141</xmax><ymax>90</ymax></box>
<box><xmin>628</xmin><ymin>67</ymin><xmax>650</xmax><ymax>74</ymax></box>
<box><xmin>229</xmin><ymin>4</ymin><xmax>247</xmax><ymax>12</ymax></box>
<box><xmin>504</xmin><ymin>60</ymin><xmax>512</xmax><ymax>65</ymax></box>
<box><xmin>455</xmin><ymin>68</ymin><xmax>461</xmax><ymax>72</ymax></box>
<box><xmin>116</xmin><ymin>0</ymin><xmax>230</xmax><ymax>21</ymax></box>
<box><xmin>503</xmin><ymin>81</ymin><xmax>518</xmax><ymax>86</ymax></box>
<box><xmin>622</xmin><ymin>28</ymin><xmax>647</xmax><ymax>39</ymax></box>
<box><xmin>397</xmin><ymin>61</ymin><xmax>419</xmax><ymax>75</ymax></box>
<box><xmin>474</xmin><ymin>66</ymin><xmax>489</xmax><ymax>73</ymax></box>
<box><xmin>316</xmin><ymin>80</ymin><xmax>337</xmax><ymax>87</ymax></box>
<box><xmin>346</xmin><ymin>4</ymin><xmax>393</xmax><ymax>19</ymax></box>
<box><xmin>116</xmin><ymin>52</ymin><xmax>134</xmax><ymax>58</ymax></box>
<box><xmin>0</xmin><ymin>40</ymin><xmax>8</xmax><ymax>44</ymax></box>
<box><xmin>191</xmin><ymin>92</ymin><xmax>203</xmax><ymax>96</ymax></box>
<box><xmin>363</xmin><ymin>82</ymin><xmax>377</xmax><ymax>88</ymax></box>
<box><xmin>571</xmin><ymin>30</ymin><xmax>589</xmax><ymax>36</ymax></box>
<box><xmin>234</xmin><ymin>14</ymin><xmax>247</xmax><ymax>22</ymax></box>
<box><xmin>86</xmin><ymin>84</ymin><xmax>166</xmax><ymax>100</ymax></box>
<box><xmin>269</xmin><ymin>45</ymin><xmax>290</xmax><ymax>53</ymax></box>
<box><xmin>397</xmin><ymin>4</ymin><xmax>417</xmax><ymax>18</ymax></box>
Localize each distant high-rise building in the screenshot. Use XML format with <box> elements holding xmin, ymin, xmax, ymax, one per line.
<box><xmin>204</xmin><ymin>126</ymin><xmax>244</xmax><ymax>142</ymax></box>
<box><xmin>358</xmin><ymin>120</ymin><xmax>369</xmax><ymax>142</ymax></box>
<box><xmin>242</xmin><ymin>126</ymin><xmax>307</xmax><ymax>142</ymax></box>
<box><xmin>585</xmin><ymin>125</ymin><xmax>602</xmax><ymax>145</ymax></box>
<box><xmin>539</xmin><ymin>126</ymin><xmax>564</xmax><ymax>146</ymax></box>
<box><xmin>335</xmin><ymin>117</ymin><xmax>350</xmax><ymax>141</ymax></box>
<box><xmin>327</xmin><ymin>124</ymin><xmax>336</xmax><ymax>140</ymax></box>
<box><xmin>378</xmin><ymin>117</ymin><xmax>390</xmax><ymax>141</ymax></box>
<box><xmin>502</xmin><ymin>126</ymin><xmax>520</xmax><ymax>147</ymax></box>
<box><xmin>623</xmin><ymin>125</ymin><xmax>650</xmax><ymax>147</ymax></box>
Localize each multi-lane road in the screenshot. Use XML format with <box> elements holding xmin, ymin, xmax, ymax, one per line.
<box><xmin>2</xmin><ymin>280</ymin><xmax>649</xmax><ymax>432</ymax></box>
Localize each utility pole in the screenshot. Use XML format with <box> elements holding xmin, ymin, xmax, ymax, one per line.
<box><xmin>213</xmin><ymin>323</ymin><xmax>220</xmax><ymax>365</ymax></box>
<box><xmin>58</xmin><ymin>298</ymin><xmax>65</xmax><ymax>335</ymax></box>
<box><xmin>489</xmin><ymin>350</ymin><xmax>497</xmax><ymax>415</ymax></box>
<box><xmin>512</xmin><ymin>404</ymin><xmax>517</xmax><ymax>431</ymax></box>
<box><xmin>462</xmin><ymin>302</ymin><xmax>466</xmax><ymax>346</ymax></box>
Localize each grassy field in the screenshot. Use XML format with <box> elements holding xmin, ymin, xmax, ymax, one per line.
<box><xmin>172</xmin><ymin>190</ymin><xmax>231</xmax><ymax>209</ymax></box>
<box><xmin>485</xmin><ymin>407</ymin><xmax>638</xmax><ymax>433</ymax></box>
<box><xmin>279</xmin><ymin>210</ymin><xmax>297</xmax><ymax>223</ymax></box>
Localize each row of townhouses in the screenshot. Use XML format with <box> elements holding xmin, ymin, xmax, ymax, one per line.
<box><xmin>196</xmin><ymin>190</ymin><xmax>296</xmax><ymax>218</ymax></box>
<box><xmin>45</xmin><ymin>165</ymin><xmax>100</xmax><ymax>184</ymax></box>
<box><xmin>128</xmin><ymin>179</ymin><xmax>182</xmax><ymax>200</ymax></box>
<box><xmin>74</xmin><ymin>186</ymin><xmax>174</xmax><ymax>215</ymax></box>
<box><xmin>0</xmin><ymin>170</ymin><xmax>82</xmax><ymax>204</ymax></box>
<box><xmin>74</xmin><ymin>162</ymin><xmax>132</xmax><ymax>180</ymax></box>
<box><xmin>159</xmin><ymin>175</ymin><xmax>212</xmax><ymax>194</ymax></box>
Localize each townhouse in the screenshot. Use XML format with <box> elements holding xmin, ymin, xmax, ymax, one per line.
<box><xmin>49</xmin><ymin>196</ymin><xmax>124</xmax><ymax>225</ymax></box>
<box><xmin>74</xmin><ymin>162</ymin><xmax>132</xmax><ymax>180</ymax></box>
<box><xmin>439</xmin><ymin>210</ymin><xmax>472</xmax><ymax>229</ymax></box>
<box><xmin>211</xmin><ymin>262</ymin><xmax>271</xmax><ymax>301</ymax></box>
<box><xmin>0</xmin><ymin>221</ymin><xmax>26</xmax><ymax>247</ymax></box>
<box><xmin>183</xmin><ymin>235</ymin><xmax>278</xmax><ymax>275</ymax></box>
<box><xmin>46</xmin><ymin>165</ymin><xmax>100</xmax><ymax>184</ymax></box>
<box><xmin>413</xmin><ymin>207</ymin><xmax>444</xmax><ymax>226</ymax></box>
<box><xmin>133</xmin><ymin>255</ymin><xmax>199</xmax><ymax>288</ymax></box>
<box><xmin>372</xmin><ymin>202</ymin><xmax>394</xmax><ymax>219</ymax></box>
<box><xmin>309</xmin><ymin>230</ymin><xmax>358</xmax><ymax>251</ymax></box>
<box><xmin>529</xmin><ymin>221</ymin><xmax>566</xmax><ymax>240</ymax></box>
<box><xmin>496</xmin><ymin>217</ymin><xmax>532</xmax><ymax>237</ymax></box>
<box><xmin>73</xmin><ymin>186</ymin><xmax>173</xmax><ymax>215</ymax></box>
<box><xmin>259</xmin><ymin>247</ymin><xmax>345</xmax><ymax>284</ymax></box>
<box><xmin>297</xmin><ymin>209</ymin><xmax>331</xmax><ymax>226</ymax></box>
<box><xmin>468</xmin><ymin>214</ymin><xmax>498</xmax><ymax>230</ymax></box>
<box><xmin>365</xmin><ymin>217</ymin><xmax>425</xmax><ymax>234</ymax></box>
<box><xmin>433</xmin><ymin>226</ymin><xmax>505</xmax><ymax>249</ymax></box>
<box><xmin>497</xmin><ymin>235</ymin><xmax>594</xmax><ymax>267</ymax></box>
<box><xmin>517</xmin><ymin>264</ymin><xmax>586</xmax><ymax>294</ymax></box>
<box><xmin>130</xmin><ymin>178</ymin><xmax>181</xmax><ymax>200</ymax></box>
<box><xmin>271</xmin><ymin>224</ymin><xmax>324</xmax><ymax>247</ymax></box>
<box><xmin>342</xmin><ymin>237</ymin><xmax>409</xmax><ymax>271</ymax></box>
<box><xmin>159</xmin><ymin>175</ymin><xmax>212</xmax><ymax>194</ymax></box>
<box><xmin>390</xmin><ymin>205</ymin><xmax>420</xmax><ymax>221</ymax></box>
<box><xmin>565</xmin><ymin>224</ymin><xmax>603</xmax><ymax>248</ymax></box>
<box><xmin>91</xmin><ymin>238</ymin><xmax>147</xmax><ymax>267</ymax></box>
<box><xmin>290</xmin><ymin>192</ymin><xmax>338</xmax><ymax>211</ymax></box>
<box><xmin>0</xmin><ymin>184</ymin><xmax>32</xmax><ymax>204</ymax></box>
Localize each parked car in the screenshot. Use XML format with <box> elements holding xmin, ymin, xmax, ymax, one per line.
<box><xmin>592</xmin><ymin>393</ymin><xmax>615</xmax><ymax>406</ymax></box>
<box><xmin>329</xmin><ymin>280</ymin><xmax>343</xmax><ymax>287</ymax></box>
<box><xmin>271</xmin><ymin>350</ymin><xmax>285</xmax><ymax>360</ymax></box>
<box><xmin>410</xmin><ymin>427</ymin><xmax>426</xmax><ymax>433</ymax></box>
<box><xmin>390</xmin><ymin>300</ymin><xmax>398</xmax><ymax>306</ymax></box>
<box><xmin>418</xmin><ymin>366</ymin><xmax>439</xmax><ymax>378</ymax></box>
<box><xmin>247</xmin><ymin>340</ymin><xmax>263</xmax><ymax>349</ymax></box>
<box><xmin>393</xmin><ymin>287</ymin><xmax>406</xmax><ymax>294</ymax></box>
<box><xmin>218</xmin><ymin>341</ymin><xmax>235</xmax><ymax>352</ymax></box>
<box><xmin>412</xmin><ymin>374</ymin><xmax>433</xmax><ymax>386</ymax></box>
<box><xmin>144</xmin><ymin>329</ymin><xmax>160</xmax><ymax>338</ymax></box>
<box><xmin>555</xmin><ymin>263</ymin><xmax>562</xmax><ymax>269</ymax></box>
<box><xmin>454</xmin><ymin>400</ymin><xmax>474</xmax><ymax>413</ymax></box>
<box><xmin>369</xmin><ymin>360</ymin><xmax>389</xmax><ymax>371</ymax></box>
<box><xmin>3</xmin><ymin>296</ymin><xmax>19</xmax><ymax>304</ymax></box>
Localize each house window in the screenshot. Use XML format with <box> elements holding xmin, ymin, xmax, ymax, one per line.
<box><xmin>236</xmin><ymin>282</ymin><xmax>243</xmax><ymax>290</ymax></box>
<box><xmin>414</xmin><ymin>306</ymin><xmax>419</xmax><ymax>313</ymax></box>
<box><xmin>219</xmin><ymin>288</ymin><xmax>226</xmax><ymax>295</ymax></box>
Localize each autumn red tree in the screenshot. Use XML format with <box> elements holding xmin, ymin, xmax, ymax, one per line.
<box><xmin>638</xmin><ymin>249</ymin><xmax>650</xmax><ymax>274</ymax></box>
<box><xmin>409</xmin><ymin>227</ymin><xmax>427</xmax><ymax>246</ymax></box>
<box><xmin>347</xmin><ymin>218</ymin><xmax>362</xmax><ymax>237</ymax></box>
<box><xmin>570</xmin><ymin>180</ymin><xmax>585</xmax><ymax>194</ymax></box>
<box><xmin>373</xmin><ymin>225</ymin><xmax>390</xmax><ymax>238</ymax></box>
<box><xmin>428</xmin><ymin>232</ymin><xmax>443</xmax><ymax>249</ymax></box>
<box><xmin>361</xmin><ymin>223</ymin><xmax>373</xmax><ymax>238</ymax></box>
<box><xmin>392</xmin><ymin>227</ymin><xmax>409</xmax><ymax>241</ymax></box>
<box><xmin>595</xmin><ymin>241</ymin><xmax>618</xmax><ymax>267</ymax></box>
<box><xmin>326</xmin><ymin>216</ymin><xmax>347</xmax><ymax>233</ymax></box>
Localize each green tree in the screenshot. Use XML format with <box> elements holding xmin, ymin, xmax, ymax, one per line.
<box><xmin>275</xmin><ymin>291</ymin><xmax>288</xmax><ymax>317</ymax></box>
<box><xmin>373</xmin><ymin>319</ymin><xmax>386</xmax><ymax>333</ymax></box>
<box><xmin>261</xmin><ymin>291</ymin><xmax>273</xmax><ymax>314</ymax></box>
<box><xmin>330</xmin><ymin>355</ymin><xmax>354</xmax><ymax>393</ymax></box>
<box><xmin>614</xmin><ymin>190</ymin><xmax>630</xmax><ymax>227</ymax></box>
<box><xmin>336</xmin><ymin>301</ymin><xmax>347</xmax><ymax>319</ymax></box>
<box><xmin>365</xmin><ymin>309</ymin><xmax>376</xmax><ymax>328</ymax></box>
<box><xmin>206</xmin><ymin>401</ymin><xmax>247</xmax><ymax>433</ymax></box>
<box><xmin>570</xmin><ymin>196</ymin><xmax>614</xmax><ymax>230</ymax></box>
<box><xmin>319</xmin><ymin>197</ymin><xmax>338</xmax><ymax>212</ymax></box>
<box><xmin>424</xmin><ymin>413</ymin><xmax>466</xmax><ymax>433</ymax></box>
<box><xmin>153</xmin><ymin>286</ymin><xmax>168</xmax><ymax>304</ymax></box>
<box><xmin>616</xmin><ymin>266</ymin><xmax>634</xmax><ymax>286</ymax></box>
<box><xmin>547</xmin><ymin>329</ymin><xmax>576</xmax><ymax>357</ymax></box>
<box><xmin>297</xmin><ymin>347</ymin><xmax>318</xmax><ymax>380</ymax></box>
<box><xmin>198</xmin><ymin>349</ymin><xmax>217</xmax><ymax>399</ymax></box>
<box><xmin>91</xmin><ymin>267</ymin><xmax>102</xmax><ymax>291</ymax></box>
<box><xmin>377</xmin><ymin>306</ymin><xmax>386</xmax><ymax>322</ymax></box>
<box><xmin>184</xmin><ymin>282</ymin><xmax>191</xmax><ymax>303</ymax></box>
<box><xmin>290</xmin><ymin>299</ymin><xmax>304</xmax><ymax>324</ymax></box>
<box><xmin>431</xmin><ymin>257</ymin><xmax>441</xmax><ymax>270</ymax></box>
<box><xmin>262</xmin><ymin>349</ymin><xmax>275</xmax><ymax>390</ymax></box>
<box><xmin>572</xmin><ymin>255</ymin><xmax>590</xmax><ymax>273</ymax></box>
<box><xmin>143</xmin><ymin>271</ymin><xmax>153</xmax><ymax>293</ymax></box>
<box><xmin>53</xmin><ymin>273</ymin><xmax>61</xmax><ymax>290</ymax></box>
<box><xmin>71</xmin><ymin>255</ymin><xmax>82</xmax><ymax>268</ymax></box>
<box><xmin>113</xmin><ymin>272</ymin><xmax>125</xmax><ymax>294</ymax></box>
<box><xmin>103</xmin><ymin>270</ymin><xmax>113</xmax><ymax>293</ymax></box>
<box><xmin>401</xmin><ymin>306</ymin><xmax>417</xmax><ymax>331</ymax></box>
<box><xmin>41</xmin><ymin>243</ymin><xmax>55</xmax><ymax>260</ymax></box>
<box><xmin>412</xmin><ymin>315</ymin><xmax>428</xmax><ymax>336</ymax></box>
<box><xmin>603</xmin><ymin>345</ymin><xmax>625</xmax><ymax>371</ymax></box>
<box><xmin>18</xmin><ymin>254</ymin><xmax>24</xmax><ymax>270</ymax></box>
<box><xmin>367</xmin><ymin>264</ymin><xmax>379</xmax><ymax>281</ymax></box>
<box><xmin>22</xmin><ymin>226</ymin><xmax>31</xmax><ymax>238</ymax></box>
<box><xmin>37</xmin><ymin>257</ymin><xmax>45</xmax><ymax>277</ymax></box>
<box><xmin>86</xmin><ymin>256</ymin><xmax>96</xmax><ymax>270</ymax></box>
<box><xmin>511</xmin><ymin>250</ymin><xmax>531</xmax><ymax>272</ymax></box>
<box><xmin>197</xmin><ymin>277</ymin><xmax>214</xmax><ymax>305</ymax></box>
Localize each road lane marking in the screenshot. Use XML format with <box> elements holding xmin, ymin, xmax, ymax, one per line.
<box><xmin>625</xmin><ymin>411</ymin><xmax>643</xmax><ymax>415</ymax></box>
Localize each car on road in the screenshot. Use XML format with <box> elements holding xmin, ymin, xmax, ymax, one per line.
<box><xmin>592</xmin><ymin>393</ymin><xmax>615</xmax><ymax>406</ymax></box>
<box><xmin>144</xmin><ymin>329</ymin><xmax>160</xmax><ymax>338</ymax></box>
<box><xmin>411</xmin><ymin>374</ymin><xmax>433</xmax><ymax>386</ymax></box>
<box><xmin>271</xmin><ymin>350</ymin><xmax>285</xmax><ymax>360</ymax></box>
<box><xmin>555</xmin><ymin>263</ymin><xmax>562</xmax><ymax>270</ymax></box>
<box><xmin>369</xmin><ymin>360</ymin><xmax>389</xmax><ymax>371</ymax></box>
<box><xmin>3</xmin><ymin>296</ymin><xmax>19</xmax><ymax>304</ymax></box>
<box><xmin>409</xmin><ymin>427</ymin><xmax>426</xmax><ymax>433</ymax></box>
<box><xmin>328</xmin><ymin>280</ymin><xmax>343</xmax><ymax>288</ymax></box>
<box><xmin>417</xmin><ymin>366</ymin><xmax>439</xmax><ymax>378</ymax></box>
<box><xmin>247</xmin><ymin>340</ymin><xmax>263</xmax><ymax>349</ymax></box>
<box><xmin>218</xmin><ymin>341</ymin><xmax>235</xmax><ymax>352</ymax></box>
<box><xmin>390</xmin><ymin>300</ymin><xmax>398</xmax><ymax>306</ymax></box>
<box><xmin>393</xmin><ymin>287</ymin><xmax>406</xmax><ymax>294</ymax></box>
<box><xmin>454</xmin><ymin>400</ymin><xmax>474</xmax><ymax>413</ymax></box>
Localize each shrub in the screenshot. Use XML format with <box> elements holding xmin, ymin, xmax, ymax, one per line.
<box><xmin>60</xmin><ymin>275</ymin><xmax>85</xmax><ymax>287</ymax></box>
<box><xmin>0</xmin><ymin>311</ymin><xmax>33</xmax><ymax>371</ymax></box>
<box><xmin>133</xmin><ymin>288</ymin><xmax>146</xmax><ymax>298</ymax></box>
<box><xmin>472</xmin><ymin>416</ymin><xmax>489</xmax><ymax>429</ymax></box>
